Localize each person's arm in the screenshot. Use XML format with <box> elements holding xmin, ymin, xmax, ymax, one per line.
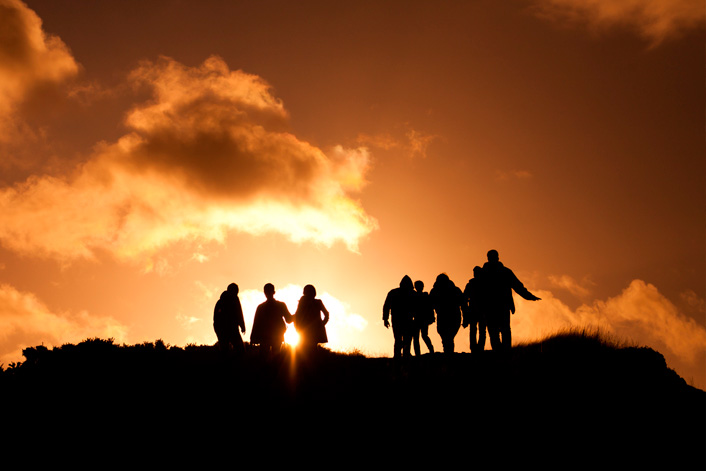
<box><xmin>293</xmin><ymin>300</ymin><xmax>302</xmax><ymax>323</ymax></box>
<box><xmin>282</xmin><ymin>302</ymin><xmax>294</xmax><ymax>323</ymax></box>
<box><xmin>320</xmin><ymin>300</ymin><xmax>329</xmax><ymax>325</ymax></box>
<box><xmin>236</xmin><ymin>298</ymin><xmax>246</xmax><ymax>333</ymax></box>
<box><xmin>509</xmin><ymin>270</ymin><xmax>541</xmax><ymax>301</ymax></box>
<box><xmin>382</xmin><ymin>292</ymin><xmax>391</xmax><ymax>328</ymax></box>
<box><xmin>461</xmin><ymin>284</ymin><xmax>471</xmax><ymax>327</ymax></box>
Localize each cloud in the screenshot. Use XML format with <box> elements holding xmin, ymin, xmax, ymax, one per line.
<box><xmin>513</xmin><ymin>279</ymin><xmax>706</xmax><ymax>389</ymax></box>
<box><xmin>548</xmin><ymin>273</ymin><xmax>594</xmax><ymax>298</ymax></box>
<box><xmin>0</xmin><ymin>56</ymin><xmax>378</xmax><ymax>265</ymax></box>
<box><xmin>317</xmin><ymin>291</ymin><xmax>369</xmax><ymax>346</ymax></box>
<box><xmin>0</xmin><ymin>0</ymin><xmax>78</xmax><ymax>138</ymax></box>
<box><xmin>405</xmin><ymin>129</ymin><xmax>439</xmax><ymax>159</ymax></box>
<box><xmin>0</xmin><ymin>284</ymin><xmax>128</xmax><ymax>366</ymax></box>
<box><xmin>529</xmin><ymin>0</ymin><xmax>705</xmax><ymax>44</ymax></box>
<box><xmin>680</xmin><ymin>289</ymin><xmax>706</xmax><ymax>315</ymax></box>
<box><xmin>357</xmin><ymin>125</ymin><xmax>439</xmax><ymax>158</ymax></box>
<box><xmin>495</xmin><ymin>169</ymin><xmax>534</xmax><ymax>181</ymax></box>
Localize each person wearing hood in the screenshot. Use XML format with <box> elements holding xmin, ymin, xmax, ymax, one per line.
<box><xmin>429</xmin><ymin>273</ymin><xmax>465</xmax><ymax>354</ymax></box>
<box><xmin>383</xmin><ymin>275</ymin><xmax>416</xmax><ymax>358</ymax></box>
<box><xmin>482</xmin><ymin>249</ymin><xmax>541</xmax><ymax>352</ymax></box>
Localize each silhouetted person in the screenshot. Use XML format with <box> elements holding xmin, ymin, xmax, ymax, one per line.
<box><xmin>482</xmin><ymin>249</ymin><xmax>540</xmax><ymax>352</ymax></box>
<box><xmin>412</xmin><ymin>280</ymin><xmax>435</xmax><ymax>356</ymax></box>
<box><xmin>213</xmin><ymin>283</ymin><xmax>246</xmax><ymax>355</ymax></box>
<box><xmin>293</xmin><ymin>284</ymin><xmax>329</xmax><ymax>351</ymax></box>
<box><xmin>463</xmin><ymin>267</ymin><xmax>487</xmax><ymax>355</ymax></box>
<box><xmin>250</xmin><ymin>283</ymin><xmax>293</xmax><ymax>353</ymax></box>
<box><xmin>382</xmin><ymin>275</ymin><xmax>415</xmax><ymax>358</ymax></box>
<box><xmin>429</xmin><ymin>273</ymin><xmax>465</xmax><ymax>354</ymax></box>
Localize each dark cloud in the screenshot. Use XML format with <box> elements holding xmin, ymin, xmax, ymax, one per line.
<box><xmin>0</xmin><ymin>0</ymin><xmax>78</xmax><ymax>125</ymax></box>
<box><xmin>529</xmin><ymin>0</ymin><xmax>705</xmax><ymax>45</ymax></box>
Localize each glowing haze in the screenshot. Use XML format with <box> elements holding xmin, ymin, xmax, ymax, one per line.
<box><xmin>0</xmin><ymin>0</ymin><xmax>703</xmax><ymax>388</ymax></box>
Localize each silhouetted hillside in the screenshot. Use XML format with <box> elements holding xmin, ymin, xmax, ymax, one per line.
<box><xmin>2</xmin><ymin>331</ymin><xmax>703</xmax><ymax>467</ymax></box>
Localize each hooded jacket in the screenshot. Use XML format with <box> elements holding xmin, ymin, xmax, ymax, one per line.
<box><xmin>382</xmin><ymin>275</ymin><xmax>415</xmax><ymax>324</ymax></box>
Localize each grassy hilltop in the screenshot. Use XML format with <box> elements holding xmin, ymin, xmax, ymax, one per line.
<box><xmin>2</xmin><ymin>329</ymin><xmax>704</xmax><ymax>467</ymax></box>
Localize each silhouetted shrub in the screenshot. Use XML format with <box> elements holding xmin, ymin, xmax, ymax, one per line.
<box><xmin>2</xmin><ymin>330</ymin><xmax>703</xmax><ymax>468</ymax></box>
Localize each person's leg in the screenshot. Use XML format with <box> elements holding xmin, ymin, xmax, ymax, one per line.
<box><xmin>392</xmin><ymin>322</ymin><xmax>403</xmax><ymax>357</ymax></box>
<box><xmin>438</xmin><ymin>322</ymin><xmax>458</xmax><ymax>353</ymax></box>
<box><xmin>412</xmin><ymin>322</ymin><xmax>422</xmax><ymax>356</ymax></box>
<box><xmin>403</xmin><ymin>320</ymin><xmax>414</xmax><ymax>357</ymax></box>
<box><xmin>233</xmin><ymin>331</ymin><xmax>244</xmax><ymax>355</ymax></box>
<box><xmin>437</xmin><ymin>322</ymin><xmax>450</xmax><ymax>353</ymax></box>
<box><xmin>486</xmin><ymin>313</ymin><xmax>502</xmax><ymax>351</ymax></box>
<box><xmin>469</xmin><ymin>319</ymin><xmax>478</xmax><ymax>353</ymax></box>
<box><xmin>421</xmin><ymin>324</ymin><xmax>434</xmax><ymax>353</ymax></box>
<box><xmin>448</xmin><ymin>323</ymin><xmax>460</xmax><ymax>353</ymax></box>
<box><xmin>500</xmin><ymin>311</ymin><xmax>511</xmax><ymax>351</ymax></box>
<box><xmin>478</xmin><ymin>317</ymin><xmax>487</xmax><ymax>352</ymax></box>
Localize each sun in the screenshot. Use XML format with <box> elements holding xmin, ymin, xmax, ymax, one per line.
<box><xmin>284</xmin><ymin>326</ymin><xmax>300</xmax><ymax>347</ymax></box>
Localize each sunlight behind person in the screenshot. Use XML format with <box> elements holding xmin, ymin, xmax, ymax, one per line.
<box><xmin>238</xmin><ymin>283</ymin><xmax>368</xmax><ymax>352</ymax></box>
<box><xmin>240</xmin><ymin>284</ymin><xmax>306</xmax><ymax>348</ymax></box>
<box><xmin>284</xmin><ymin>325</ymin><xmax>300</xmax><ymax>347</ymax></box>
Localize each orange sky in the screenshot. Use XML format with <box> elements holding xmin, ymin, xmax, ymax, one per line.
<box><xmin>1</xmin><ymin>0</ymin><xmax>704</xmax><ymax>388</ymax></box>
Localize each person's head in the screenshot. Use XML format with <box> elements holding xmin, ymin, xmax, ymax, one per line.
<box><xmin>227</xmin><ymin>283</ymin><xmax>239</xmax><ymax>295</ymax></box>
<box><xmin>435</xmin><ymin>273</ymin><xmax>449</xmax><ymax>285</ymax></box>
<box><xmin>263</xmin><ymin>283</ymin><xmax>275</xmax><ymax>299</ymax></box>
<box><xmin>400</xmin><ymin>275</ymin><xmax>413</xmax><ymax>290</ymax></box>
<box><xmin>414</xmin><ymin>280</ymin><xmax>424</xmax><ymax>292</ymax></box>
<box><xmin>487</xmin><ymin>249</ymin><xmax>499</xmax><ymax>263</ymax></box>
<box><xmin>473</xmin><ymin>266</ymin><xmax>482</xmax><ymax>277</ymax></box>
<box><xmin>303</xmin><ymin>284</ymin><xmax>316</xmax><ymax>298</ymax></box>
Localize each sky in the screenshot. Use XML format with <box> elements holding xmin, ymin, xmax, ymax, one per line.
<box><xmin>0</xmin><ymin>0</ymin><xmax>704</xmax><ymax>388</ymax></box>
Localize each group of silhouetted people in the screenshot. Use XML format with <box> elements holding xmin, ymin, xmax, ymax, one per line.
<box><xmin>213</xmin><ymin>249</ymin><xmax>539</xmax><ymax>360</ymax></box>
<box><xmin>383</xmin><ymin>249</ymin><xmax>541</xmax><ymax>357</ymax></box>
<box><xmin>213</xmin><ymin>282</ymin><xmax>329</xmax><ymax>356</ymax></box>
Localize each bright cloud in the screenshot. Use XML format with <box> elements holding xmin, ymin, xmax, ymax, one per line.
<box><xmin>0</xmin><ymin>284</ymin><xmax>128</xmax><ymax>366</ymax></box>
<box><xmin>513</xmin><ymin>279</ymin><xmax>706</xmax><ymax>388</ymax></box>
<box><xmin>529</xmin><ymin>0</ymin><xmax>705</xmax><ymax>44</ymax></box>
<box><xmin>357</xmin><ymin>125</ymin><xmax>439</xmax><ymax>159</ymax></box>
<box><xmin>0</xmin><ymin>56</ymin><xmax>377</xmax><ymax>264</ymax></box>
<box><xmin>317</xmin><ymin>291</ymin><xmax>369</xmax><ymax>347</ymax></box>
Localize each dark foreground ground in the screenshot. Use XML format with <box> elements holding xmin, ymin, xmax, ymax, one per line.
<box><xmin>2</xmin><ymin>332</ymin><xmax>704</xmax><ymax>467</ymax></box>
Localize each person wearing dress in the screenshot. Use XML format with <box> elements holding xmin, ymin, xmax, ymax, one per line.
<box><xmin>293</xmin><ymin>284</ymin><xmax>329</xmax><ymax>351</ymax></box>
